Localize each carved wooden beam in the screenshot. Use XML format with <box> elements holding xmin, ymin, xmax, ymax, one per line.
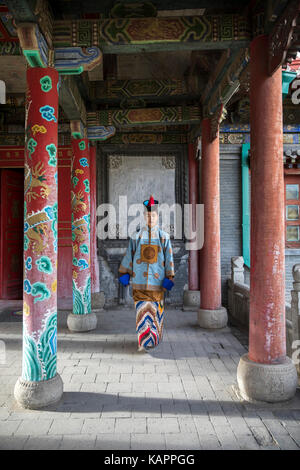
<box><xmin>16</xmin><ymin>22</ymin><xmax>103</xmax><ymax>73</ymax></box>
<box><xmin>268</xmin><ymin>0</ymin><xmax>300</xmax><ymax>74</ymax></box>
<box><xmin>9</xmin><ymin>2</ymin><xmax>102</xmax><ymax>74</ymax></box>
<box><xmin>7</xmin><ymin>0</ymin><xmax>54</xmax><ymax>48</ymax></box>
<box><xmin>202</xmin><ymin>48</ymin><xmax>250</xmax><ymax>117</ymax></box>
<box><xmin>17</xmin><ymin>23</ymin><xmax>50</xmax><ymax>67</ymax></box>
<box><xmin>87</xmin><ymin>105</ymin><xmax>201</xmax><ymax>127</ymax></box>
<box><xmin>210</xmin><ymin>104</ymin><xmax>227</xmax><ymax>142</ymax></box>
<box><xmin>53</xmin><ymin>15</ymin><xmax>251</xmax><ymax>53</ymax></box>
<box><xmin>70</xmin><ymin>120</ymin><xmax>86</xmax><ymax>139</ymax></box>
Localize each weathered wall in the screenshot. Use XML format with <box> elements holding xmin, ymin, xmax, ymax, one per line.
<box><xmin>219</xmin><ymin>145</ymin><xmax>243</xmax><ymax>307</ymax></box>
<box><xmin>219</xmin><ymin>143</ymin><xmax>300</xmax><ymax>306</ymax></box>
<box><xmin>285</xmin><ymin>250</ymin><xmax>300</xmax><ymax>303</ymax></box>
<box><xmin>96</xmin><ymin>144</ymin><xmax>188</xmax><ymax>307</ymax></box>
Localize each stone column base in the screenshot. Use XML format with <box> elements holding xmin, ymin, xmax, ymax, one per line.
<box><xmin>237</xmin><ymin>353</ymin><xmax>298</xmax><ymax>403</ymax></box>
<box><xmin>197</xmin><ymin>306</ymin><xmax>228</xmax><ymax>329</ymax></box>
<box><xmin>14</xmin><ymin>373</ymin><xmax>63</xmax><ymax>409</ymax></box>
<box><xmin>182</xmin><ymin>290</ymin><xmax>200</xmax><ymax>311</ymax></box>
<box><xmin>67</xmin><ymin>312</ymin><xmax>97</xmax><ymax>332</ymax></box>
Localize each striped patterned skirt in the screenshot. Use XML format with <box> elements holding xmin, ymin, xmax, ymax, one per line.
<box><xmin>135</xmin><ymin>300</ymin><xmax>164</xmax><ymax>350</ymax></box>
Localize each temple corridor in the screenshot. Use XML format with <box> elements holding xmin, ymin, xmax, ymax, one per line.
<box><xmin>1</xmin><ymin>0</ymin><xmax>300</xmax><ymax>452</ymax></box>
<box><xmin>0</xmin><ymin>303</ymin><xmax>299</xmax><ymax>450</ymax></box>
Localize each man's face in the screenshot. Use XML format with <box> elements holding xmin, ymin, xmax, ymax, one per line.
<box><xmin>144</xmin><ymin>210</ymin><xmax>158</xmax><ymax>227</ymax></box>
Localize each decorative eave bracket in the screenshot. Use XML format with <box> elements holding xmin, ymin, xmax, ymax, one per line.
<box><xmin>268</xmin><ymin>0</ymin><xmax>300</xmax><ymax>75</ymax></box>
<box><xmin>17</xmin><ymin>24</ymin><xmax>103</xmax><ymax>74</ymax></box>
<box><xmin>70</xmin><ymin>120</ymin><xmax>116</xmax><ymax>141</ymax></box>
<box><xmin>54</xmin><ymin>47</ymin><xmax>102</xmax><ymax>75</ymax></box>
<box><xmin>203</xmin><ymin>48</ymin><xmax>250</xmax><ymax>118</ymax></box>
<box><xmin>87</xmin><ymin>126</ymin><xmax>116</xmax><ymax>141</ymax></box>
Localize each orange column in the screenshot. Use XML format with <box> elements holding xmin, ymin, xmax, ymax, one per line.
<box><xmin>197</xmin><ymin>119</ymin><xmax>227</xmax><ymax>328</ymax></box>
<box><xmin>237</xmin><ymin>35</ymin><xmax>297</xmax><ymax>402</ymax></box>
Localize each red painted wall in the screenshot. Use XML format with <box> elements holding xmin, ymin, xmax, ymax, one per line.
<box><xmin>0</xmin><ymin>145</ymin><xmax>98</xmax><ymax>298</ymax></box>
<box><xmin>57</xmin><ymin>153</ymin><xmax>72</xmax><ymax>298</ymax></box>
<box><xmin>0</xmin><ymin>169</ymin><xmax>24</xmax><ymax>299</ymax></box>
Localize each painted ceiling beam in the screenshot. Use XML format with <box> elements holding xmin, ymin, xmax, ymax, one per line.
<box><xmin>100</xmin><ymin>132</ymin><xmax>188</xmax><ymax>145</ymax></box>
<box><xmin>87</xmin><ymin>105</ymin><xmax>201</xmax><ymax>127</ymax></box>
<box><xmin>16</xmin><ymin>22</ymin><xmax>103</xmax><ymax>73</ymax></box>
<box><xmin>60</xmin><ymin>78</ymin><xmax>116</xmax><ymax>140</ymax></box>
<box><xmin>53</xmin><ymin>15</ymin><xmax>251</xmax><ymax>53</ymax></box>
<box><xmin>0</xmin><ymin>42</ymin><xmax>21</xmax><ymax>55</ymax></box>
<box><xmin>88</xmin><ymin>78</ymin><xmax>202</xmax><ymax>103</ymax></box>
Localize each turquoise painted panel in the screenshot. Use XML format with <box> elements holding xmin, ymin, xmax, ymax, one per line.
<box><xmin>241</xmin><ymin>143</ymin><xmax>250</xmax><ymax>268</ymax></box>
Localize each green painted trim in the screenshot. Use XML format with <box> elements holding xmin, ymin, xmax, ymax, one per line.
<box><xmin>241</xmin><ymin>143</ymin><xmax>250</xmax><ymax>268</ymax></box>
<box><xmin>23</xmin><ymin>50</ymin><xmax>46</xmax><ymax>68</ymax></box>
<box><xmin>71</xmin><ymin>132</ymin><xmax>82</xmax><ymax>139</ymax></box>
<box><xmin>58</xmin><ymin>66</ymin><xmax>84</xmax><ymax>75</ymax></box>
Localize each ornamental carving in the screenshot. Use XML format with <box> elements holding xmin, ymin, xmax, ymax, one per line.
<box><xmin>108</xmin><ymin>155</ymin><xmax>122</xmax><ymax>169</ymax></box>
<box><xmin>268</xmin><ymin>0</ymin><xmax>300</xmax><ymax>75</ymax></box>
<box><xmin>162</xmin><ymin>156</ymin><xmax>175</xmax><ymax>169</ymax></box>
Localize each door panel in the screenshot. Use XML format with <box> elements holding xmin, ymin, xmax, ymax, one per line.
<box><xmin>0</xmin><ymin>169</ymin><xmax>24</xmax><ymax>299</ymax></box>
<box><xmin>57</xmin><ymin>165</ymin><xmax>72</xmax><ymax>297</ymax></box>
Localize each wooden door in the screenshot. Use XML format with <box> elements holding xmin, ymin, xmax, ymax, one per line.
<box><xmin>0</xmin><ymin>169</ymin><xmax>24</xmax><ymax>299</ymax></box>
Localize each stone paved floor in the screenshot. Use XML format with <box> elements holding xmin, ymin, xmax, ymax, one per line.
<box><xmin>0</xmin><ymin>305</ymin><xmax>300</xmax><ymax>450</ymax></box>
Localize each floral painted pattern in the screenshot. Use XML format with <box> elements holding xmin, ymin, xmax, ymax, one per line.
<box><xmin>22</xmin><ymin>67</ymin><xmax>59</xmax><ymax>383</ymax></box>
<box><xmin>71</xmin><ymin>138</ymin><xmax>91</xmax><ymax>315</ymax></box>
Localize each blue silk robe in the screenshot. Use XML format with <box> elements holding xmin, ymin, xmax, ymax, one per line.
<box><xmin>119</xmin><ymin>224</ymin><xmax>175</xmax><ymax>291</ymax></box>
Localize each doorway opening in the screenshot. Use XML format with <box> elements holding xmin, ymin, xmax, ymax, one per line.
<box><xmin>0</xmin><ymin>168</ymin><xmax>24</xmax><ymax>300</ymax></box>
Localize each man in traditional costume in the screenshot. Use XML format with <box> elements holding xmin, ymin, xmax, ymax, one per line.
<box><xmin>119</xmin><ymin>195</ymin><xmax>175</xmax><ymax>351</ymax></box>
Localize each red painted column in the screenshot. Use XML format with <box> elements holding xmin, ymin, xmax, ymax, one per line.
<box><xmin>236</xmin><ymin>35</ymin><xmax>297</xmax><ymax>403</ymax></box>
<box><xmin>200</xmin><ymin>119</ymin><xmax>221</xmax><ymax>309</ymax></box>
<box><xmin>198</xmin><ymin>119</ymin><xmax>227</xmax><ymax>328</ymax></box>
<box><xmin>23</xmin><ymin>68</ymin><xmax>59</xmax><ymax>379</ymax></box>
<box><xmin>249</xmin><ymin>35</ymin><xmax>286</xmax><ymax>364</ymax></box>
<box><xmin>71</xmin><ymin>138</ymin><xmax>91</xmax><ymax>314</ymax></box>
<box><xmin>14</xmin><ymin>67</ymin><xmax>63</xmax><ymax>408</ymax></box>
<box><xmin>188</xmin><ymin>143</ymin><xmax>199</xmax><ymax>291</ymax></box>
<box><xmin>89</xmin><ymin>144</ymin><xmax>100</xmax><ymax>293</ymax></box>
<box><xmin>67</xmin><ymin>138</ymin><xmax>97</xmax><ymax>332</ymax></box>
